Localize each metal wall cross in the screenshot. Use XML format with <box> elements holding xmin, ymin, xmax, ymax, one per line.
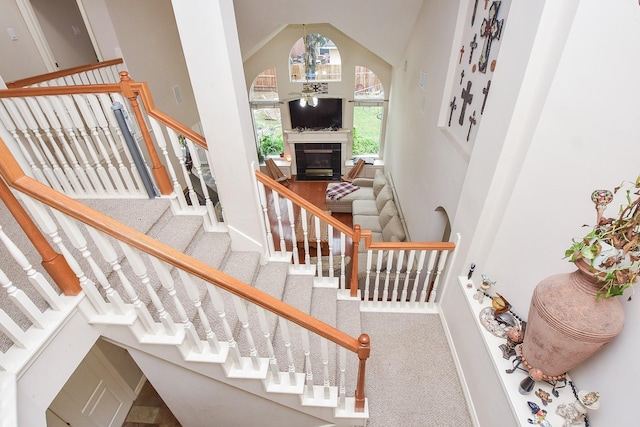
<box><xmin>478</xmin><ymin>1</ymin><xmax>504</xmax><ymax>74</ymax></box>
<box><xmin>459</xmin><ymin>81</ymin><xmax>473</xmax><ymax>126</ymax></box>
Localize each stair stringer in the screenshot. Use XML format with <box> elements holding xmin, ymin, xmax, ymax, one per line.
<box><xmin>99</xmin><ymin>320</ymin><xmax>368</xmax><ymax>426</ymax></box>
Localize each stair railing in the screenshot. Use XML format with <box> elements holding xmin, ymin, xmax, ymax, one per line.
<box><xmin>0</xmin><ymin>73</ymin><xmax>222</xmax><ymax>228</ymax></box>
<box><xmin>254</xmin><ymin>171</ymin><xmax>460</xmax><ymax>308</ymax></box>
<box><xmin>5</xmin><ymin>58</ymin><xmax>125</xmax><ymax>88</ymax></box>
<box><xmin>255</xmin><ymin>170</ymin><xmax>361</xmax><ymax>296</ymax></box>
<box><xmin>0</xmin><ymin>135</ymin><xmax>370</xmax><ymax>413</ymax></box>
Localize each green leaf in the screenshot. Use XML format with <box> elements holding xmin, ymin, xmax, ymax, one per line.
<box><xmin>581</xmin><ymin>246</ymin><xmax>596</xmax><ymax>260</ymax></box>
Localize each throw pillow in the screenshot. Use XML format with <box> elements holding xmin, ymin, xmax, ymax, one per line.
<box><xmin>372</xmin><ymin>170</ymin><xmax>387</xmax><ymax>197</ymax></box>
<box><xmin>379</xmin><ymin>200</ymin><xmax>398</xmax><ymax>229</ymax></box>
<box><xmin>382</xmin><ymin>215</ymin><xmax>406</xmax><ymax>242</ymax></box>
<box><xmin>375</xmin><ymin>185</ymin><xmax>393</xmax><ymax>212</ymax></box>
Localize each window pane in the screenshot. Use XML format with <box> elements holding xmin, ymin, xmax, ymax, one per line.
<box><xmin>353</xmin><ymin>105</ymin><xmax>383</xmax><ymax>155</ymax></box>
<box><xmin>250</xmin><ymin>68</ymin><xmax>278</xmax><ymax>101</ymax></box>
<box><xmin>289</xmin><ymin>33</ymin><xmax>341</xmax><ymax>82</ymax></box>
<box><xmin>252</xmin><ymin>107</ymin><xmax>283</xmax><ymax>156</ymax></box>
<box><xmin>354</xmin><ymin>66</ymin><xmax>384</xmax><ymax>100</ymax></box>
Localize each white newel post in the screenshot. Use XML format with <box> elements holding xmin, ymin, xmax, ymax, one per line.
<box><xmin>171</xmin><ymin>0</ymin><xmax>268</xmax><ymax>255</ymax></box>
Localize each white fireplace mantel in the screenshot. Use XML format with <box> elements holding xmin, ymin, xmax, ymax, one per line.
<box><xmin>284</xmin><ymin>129</ymin><xmax>352</xmax><ymax>175</ymax></box>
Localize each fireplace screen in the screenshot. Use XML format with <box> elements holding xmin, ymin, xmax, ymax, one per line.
<box><xmin>295</xmin><ymin>143</ymin><xmax>341</xmax><ymax>181</ymax></box>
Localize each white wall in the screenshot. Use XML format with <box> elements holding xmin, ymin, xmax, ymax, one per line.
<box><xmin>0</xmin><ymin>0</ymin><xmax>48</xmax><ymax>81</ymax></box>
<box><xmin>479</xmin><ymin>1</ymin><xmax>640</xmax><ymax>424</ymax></box>
<box><xmin>128</xmin><ymin>348</ymin><xmax>333</xmax><ymax>427</ymax></box>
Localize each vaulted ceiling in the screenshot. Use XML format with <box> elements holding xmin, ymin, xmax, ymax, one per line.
<box><xmin>232</xmin><ymin>0</ymin><xmax>425</xmax><ymax>66</ymax></box>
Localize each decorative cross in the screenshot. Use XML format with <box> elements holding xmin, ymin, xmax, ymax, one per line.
<box><xmin>467</xmin><ymin>111</ymin><xmax>477</xmax><ymax>141</ymax></box>
<box><xmin>471</xmin><ymin>0</ymin><xmax>480</xmax><ymax>26</ymax></box>
<box><xmin>459</xmin><ymin>45</ymin><xmax>465</xmax><ymax>64</ymax></box>
<box><xmin>460</xmin><ymin>69</ymin><xmax>465</xmax><ymax>85</ymax></box>
<box><xmin>469</xmin><ymin>34</ymin><xmax>478</xmax><ymax>64</ymax></box>
<box><xmin>459</xmin><ymin>81</ymin><xmax>473</xmax><ymax>126</ymax></box>
<box><xmin>448</xmin><ymin>97</ymin><xmax>457</xmax><ymax>127</ymax></box>
<box><xmin>481</xmin><ymin>80</ymin><xmax>491</xmax><ymax>114</ymax></box>
<box><xmin>478</xmin><ymin>1</ymin><xmax>504</xmax><ymax>74</ymax></box>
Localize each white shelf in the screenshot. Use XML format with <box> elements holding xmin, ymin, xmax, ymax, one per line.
<box><xmin>459</xmin><ymin>276</ymin><xmax>587</xmax><ymax>426</ymax></box>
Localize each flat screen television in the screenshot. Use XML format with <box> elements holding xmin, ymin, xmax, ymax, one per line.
<box><xmin>289</xmin><ymin>97</ymin><xmax>342</xmax><ymax>131</ymax></box>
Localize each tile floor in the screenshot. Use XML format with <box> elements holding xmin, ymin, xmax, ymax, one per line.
<box><xmin>122</xmin><ymin>380</ymin><xmax>181</xmax><ymax>427</ymax></box>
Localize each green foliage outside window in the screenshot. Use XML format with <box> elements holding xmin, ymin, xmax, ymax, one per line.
<box><xmin>259</xmin><ymin>133</ymin><xmax>284</xmax><ymax>156</ymax></box>
<box><xmin>352</xmin><ymin>105</ymin><xmax>382</xmax><ymax>155</ymax></box>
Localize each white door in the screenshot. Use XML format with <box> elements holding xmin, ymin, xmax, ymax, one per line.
<box><xmin>47</xmin><ymin>347</ymin><xmax>135</xmax><ymax>427</ymax></box>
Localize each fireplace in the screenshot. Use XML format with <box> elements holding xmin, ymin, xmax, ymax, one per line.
<box><xmin>295</xmin><ymin>143</ymin><xmax>341</xmax><ymax>181</ymax></box>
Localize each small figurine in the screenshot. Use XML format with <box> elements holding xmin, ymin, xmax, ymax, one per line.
<box><xmin>555</xmin><ymin>402</ymin><xmax>586</xmax><ymax>426</ymax></box>
<box><xmin>473</xmin><ymin>274</ymin><xmax>495</xmax><ymax>304</ymax></box>
<box><xmin>535</xmin><ymin>388</ymin><xmax>553</xmax><ymax>406</ymax></box>
<box><xmin>527</xmin><ymin>401</ymin><xmax>552</xmax><ymax>426</ymax></box>
<box><xmin>578</xmin><ymin>391</ymin><xmax>600</xmax><ymax>410</ymax></box>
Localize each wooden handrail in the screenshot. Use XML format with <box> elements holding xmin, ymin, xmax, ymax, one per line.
<box><xmin>0</xmin><ymin>135</ymin><xmax>362</xmax><ymax>354</ymax></box>
<box><xmin>0</xmin><ymin>177</ymin><xmax>80</xmax><ymax>295</ymax></box>
<box><xmin>5</xmin><ymin>58</ymin><xmax>125</xmax><ymax>88</ymax></box>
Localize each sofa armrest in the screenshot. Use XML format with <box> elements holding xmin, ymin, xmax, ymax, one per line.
<box><xmin>351</xmin><ymin>178</ymin><xmax>374</xmax><ymax>187</ymax></box>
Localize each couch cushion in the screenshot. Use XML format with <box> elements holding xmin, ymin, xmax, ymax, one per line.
<box><xmin>375</xmin><ymin>185</ymin><xmax>393</xmax><ymax>212</ymax></box>
<box><xmin>379</xmin><ymin>200</ymin><xmax>399</xmax><ymax>229</ymax></box>
<box><xmin>353</xmin><ymin>199</ymin><xmax>379</xmax><ymax>216</ymax></box>
<box><xmin>382</xmin><ymin>215</ymin><xmax>406</xmax><ymax>242</ymax></box>
<box><xmin>353</xmin><ymin>214</ymin><xmax>383</xmax><ymax>232</ymax></box>
<box><xmin>372</xmin><ymin>170</ymin><xmax>387</xmax><ymax>197</ymax></box>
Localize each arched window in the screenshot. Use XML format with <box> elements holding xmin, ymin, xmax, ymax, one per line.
<box><xmin>250</xmin><ymin>68</ymin><xmax>283</xmax><ymax>158</ymax></box>
<box><xmin>352</xmin><ymin>66</ymin><xmax>385</xmax><ymax>156</ymax></box>
<box><xmin>289</xmin><ymin>29</ymin><xmax>341</xmax><ymax>82</ymax></box>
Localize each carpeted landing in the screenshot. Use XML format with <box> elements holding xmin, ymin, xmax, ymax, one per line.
<box><xmin>0</xmin><ymin>196</ymin><xmax>472</xmax><ymax>426</ymax></box>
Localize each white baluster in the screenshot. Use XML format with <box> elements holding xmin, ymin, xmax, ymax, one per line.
<box><xmin>19</xmin><ymin>197</ymin><xmax>108</xmax><ymax>314</ymax></box>
<box><xmin>0</xmin><ymin>268</ymin><xmax>45</xmax><ymax>328</ymax></box>
<box><xmin>50</xmin><ymin>95</ymin><xmax>104</xmax><ymax>193</ymax></box>
<box><xmin>118</xmin><ymin>242</ymin><xmax>176</xmax><ymax>335</ymax></box>
<box><xmin>338</xmin><ymin>347</ymin><xmax>346</xmax><ymax>410</ymax></box>
<box><xmin>87</xmin><ymin>94</ymin><xmax>137</xmax><ymax>192</ymax></box>
<box><xmin>186</xmin><ymin>139</ymin><xmax>218</xmax><ymax>226</ymax></box>
<box><xmin>257</xmin><ymin>181</ymin><xmax>275</xmax><ymax>256</ymax></box>
<box><xmin>411</xmin><ymin>251</ymin><xmax>427</xmax><ymax>303</ymax></box>
<box><xmin>327</xmin><ymin>224</ymin><xmax>334</xmax><ymax>278</ymax></box>
<box><xmin>73</xmin><ymin>94</ymin><xmax>126</xmax><ymax>193</ymax></box>
<box><xmin>339</xmin><ymin>233</ymin><xmax>346</xmax><ymax>290</ymax></box>
<box><xmin>419</xmin><ymin>251</ymin><xmax>438</xmax><ymax>304</ymax></box>
<box><xmin>0</xmin><ymin>224</ymin><xmax>64</xmax><ymax>311</ymax></box>
<box><xmin>231</xmin><ymin>296</ymin><xmax>259</xmax><ymax>370</ymax></box>
<box><xmin>151</xmin><ymin>119</ymin><xmax>191</xmax><ymax>204</ymax></box>
<box><xmin>0</xmin><ymin>102</ymin><xmax>47</xmax><ymax>184</ymax></box>
<box><xmin>52</xmin><ymin>211</ymin><xmax>127</xmax><ymax>314</ymax></box>
<box><xmin>23</xmin><ymin>97</ymin><xmax>81</xmax><ymax>195</ymax></box>
<box><xmin>364</xmin><ymin>250</ymin><xmax>373</xmax><ymax>302</ymax></box>
<box><xmin>149</xmin><ymin>258</ymin><xmax>202</xmax><ymax>352</ymax></box>
<box><xmin>382</xmin><ymin>249</ymin><xmax>394</xmax><ymax>304</ymax></box>
<box><xmin>429</xmin><ymin>250</ymin><xmax>450</xmax><ymax>305</ymax></box>
<box><xmin>314</xmin><ymin>216</ymin><xmax>323</xmax><ymax>278</ymax></box>
<box><xmin>272</xmin><ymin>191</ymin><xmax>286</xmax><ymax>256</ymax></box>
<box><xmin>286</xmin><ymin>200</ymin><xmax>299</xmax><ymax>266</ymax></box>
<box><xmin>301</xmin><ymin>209</ymin><xmax>311</xmax><ymax>265</ymax></box>
<box><xmin>85</xmin><ymin>227</ymin><xmax>158</xmax><ymax>333</ymax></box>
<box><xmin>300</xmin><ymin>329</ymin><xmax>314</xmax><ymax>398</ymax></box>
<box><xmin>256</xmin><ymin>307</ymin><xmax>279</xmax><ymax>383</ymax></box>
<box><xmin>206</xmin><ymin>285</ymin><xmax>242</xmax><ymax>368</ymax></box>
<box><xmin>401</xmin><ymin>250</ymin><xmax>416</xmax><ymax>302</ymax></box>
<box><xmin>278</xmin><ymin>318</ymin><xmax>297</xmax><ymax>385</ymax></box>
<box><xmin>34</xmin><ymin>95</ymin><xmax>93</xmax><ymax>194</ymax></box>
<box><xmin>320</xmin><ymin>338</ymin><xmax>330</xmax><ymax>399</ymax></box>
<box><xmin>61</xmin><ymin>95</ymin><xmax>115</xmax><ymax>193</ymax></box>
<box><xmin>178</xmin><ymin>270</ymin><xmax>220</xmax><ymax>352</ymax></box>
<box><xmin>165</xmin><ymin>127</ymin><xmax>194</xmax><ymax>210</ymax></box>
<box><xmin>1</xmin><ymin>99</ymin><xmax>62</xmax><ymax>191</ymax></box>
<box><xmin>372</xmin><ymin>250</ymin><xmax>384</xmax><ymax>302</ymax></box>
<box><xmin>0</xmin><ymin>309</ymin><xmax>27</xmax><ymax>349</ymax></box>
<box><xmin>391</xmin><ymin>250</ymin><xmax>405</xmax><ymax>305</ymax></box>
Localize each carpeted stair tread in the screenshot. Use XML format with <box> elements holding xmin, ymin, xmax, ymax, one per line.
<box><xmin>272</xmin><ymin>275</ymin><xmax>314</xmax><ymax>373</ymax></box>
<box><xmin>336</xmin><ymin>298</ymin><xmax>362</xmax><ymax>397</ymax></box>
<box><xmin>309</xmin><ymin>287</ymin><xmax>338</xmax><ymax>385</ymax></box>
<box><xmin>236</xmin><ymin>262</ymin><xmax>290</xmax><ymax>356</ymax></box>
<box><xmin>83</xmin><ymin>198</ymin><xmax>172</xmax><ymax>235</ymax></box>
<box><xmin>187</xmin><ymin>231</ymin><xmax>232</xmax><ymax>271</ymax></box>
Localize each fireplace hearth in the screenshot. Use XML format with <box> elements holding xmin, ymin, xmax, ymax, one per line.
<box><xmin>295</xmin><ymin>143</ymin><xmax>341</xmax><ymax>181</ymax></box>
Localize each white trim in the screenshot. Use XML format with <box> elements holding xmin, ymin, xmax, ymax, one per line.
<box><xmin>76</xmin><ymin>0</ymin><xmax>103</xmax><ymax>61</ymax></box>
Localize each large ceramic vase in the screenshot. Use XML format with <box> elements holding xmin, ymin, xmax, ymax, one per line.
<box><xmin>521</xmin><ymin>259</ymin><xmax>625</xmax><ymax>377</ymax></box>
